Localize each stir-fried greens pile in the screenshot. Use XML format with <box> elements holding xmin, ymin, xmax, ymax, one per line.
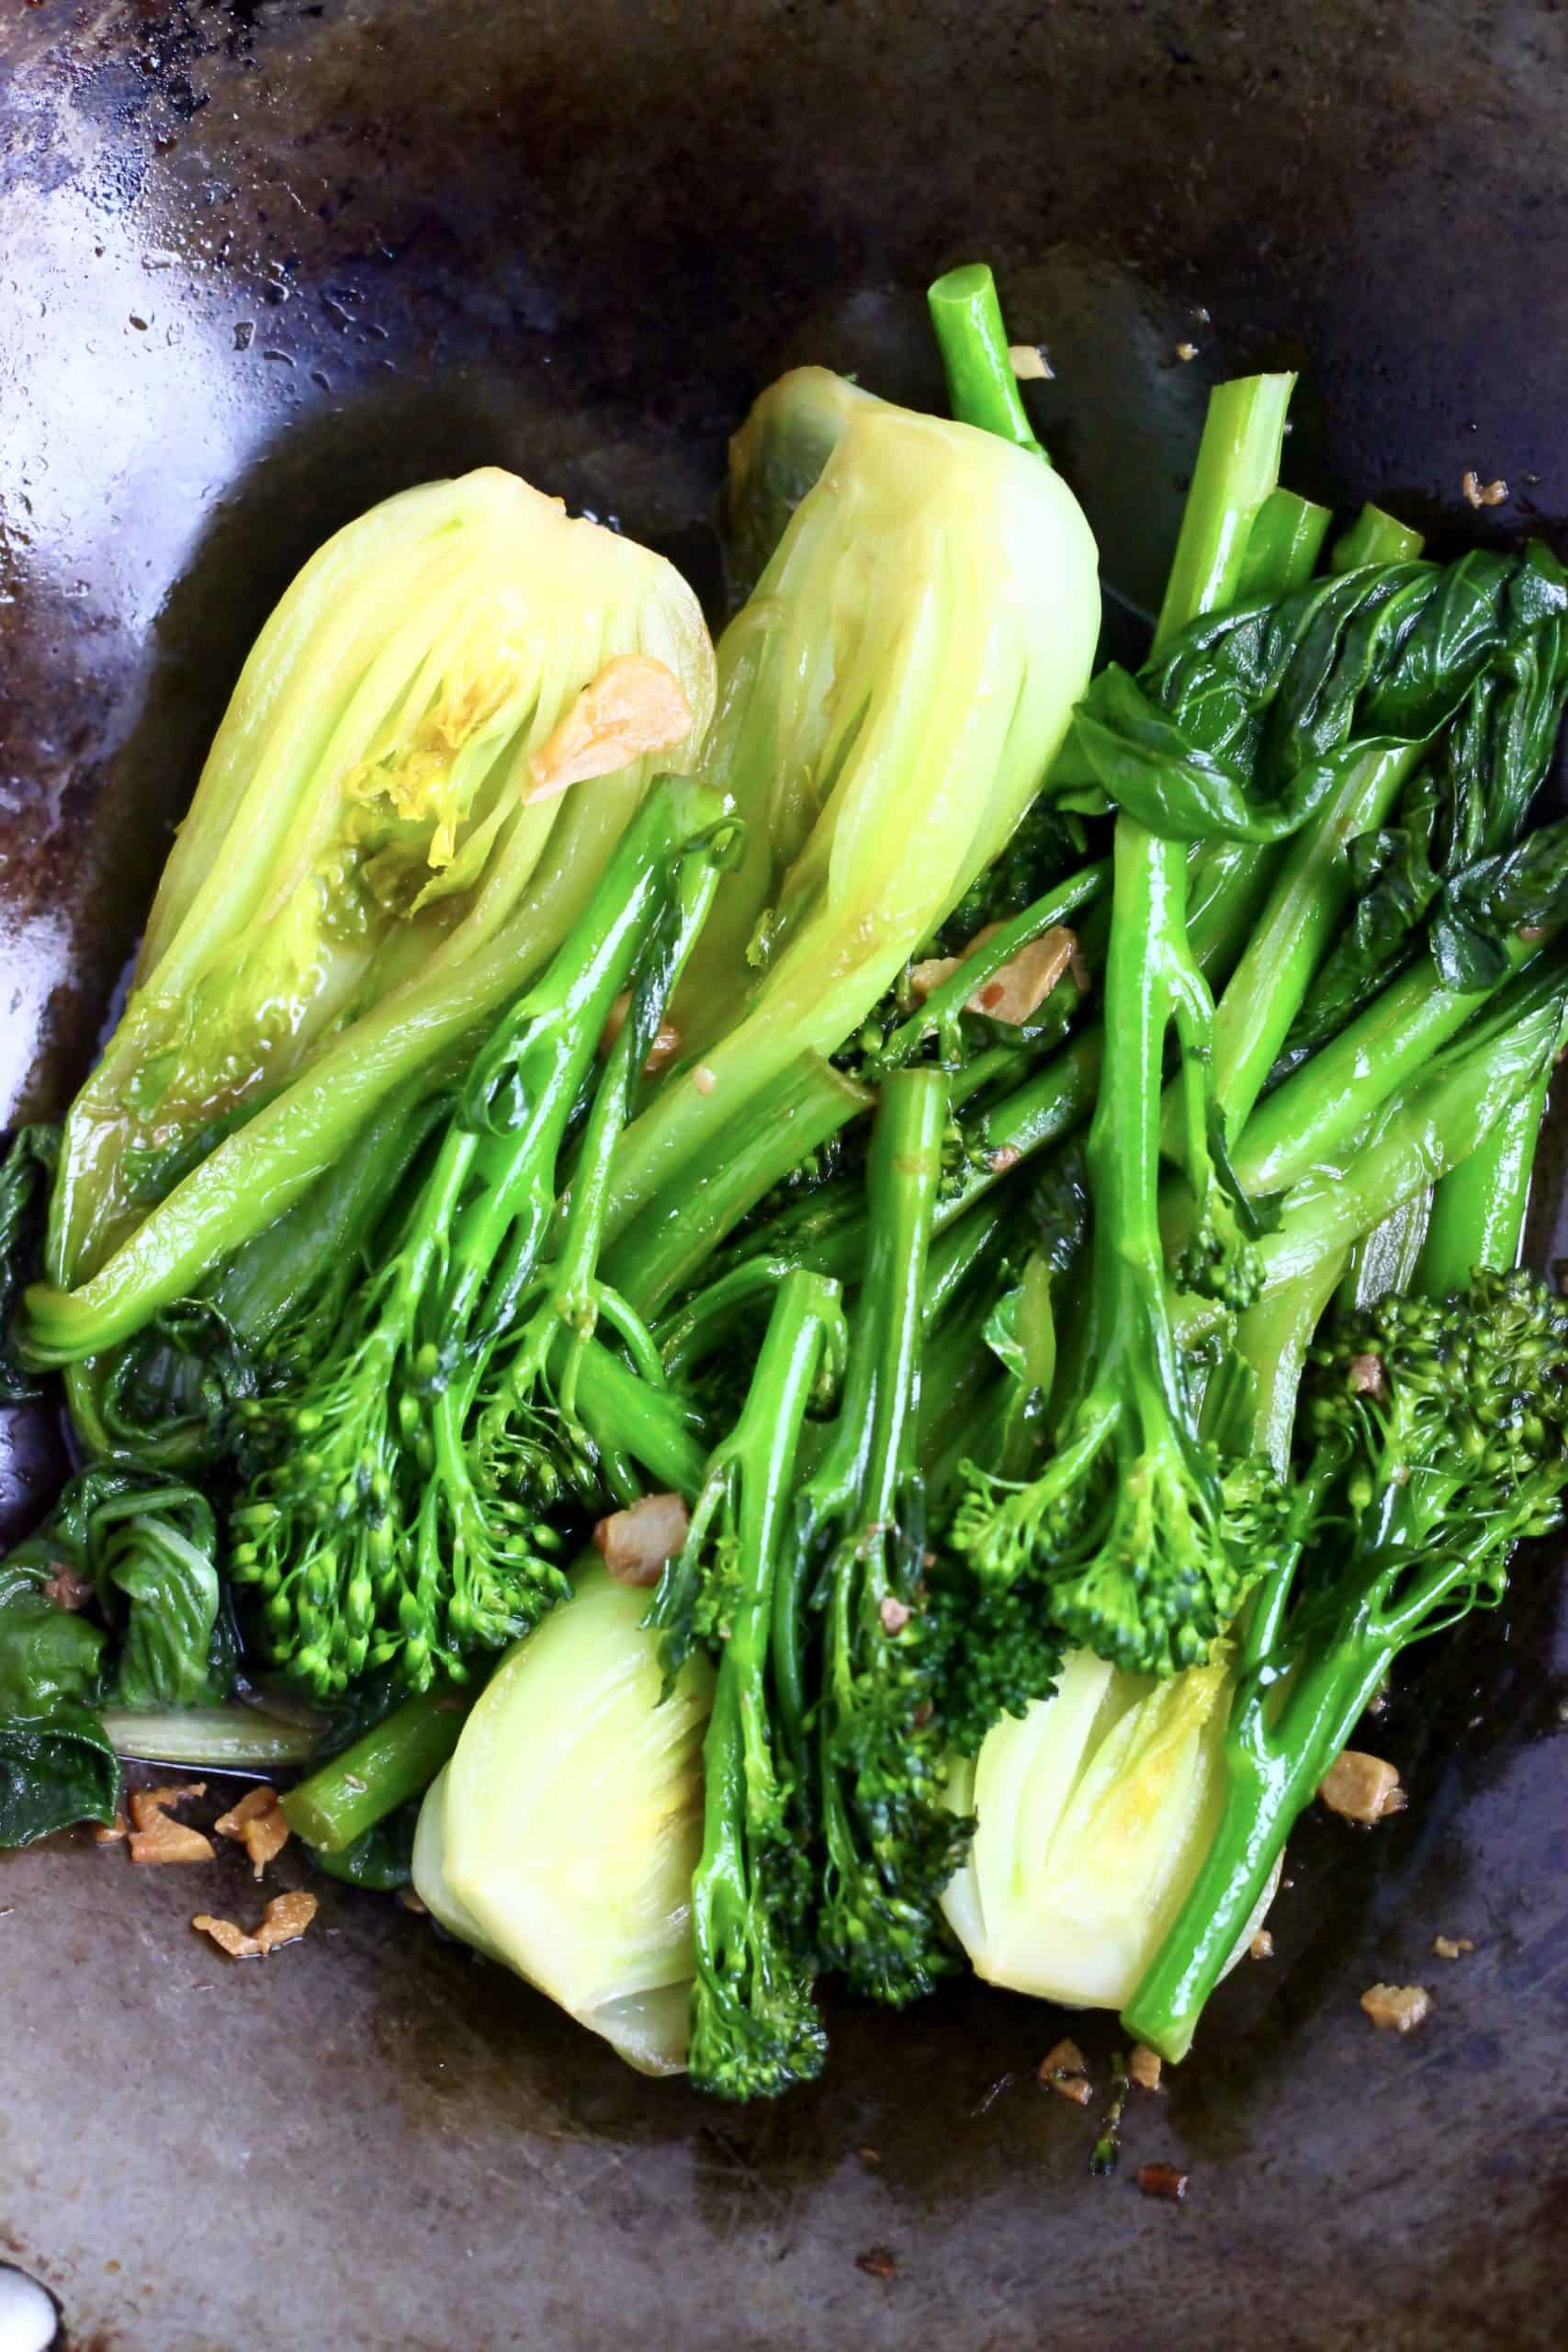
<box><xmin>6</xmin><ymin>262</ymin><xmax>1568</xmax><ymax>2090</ymax></box>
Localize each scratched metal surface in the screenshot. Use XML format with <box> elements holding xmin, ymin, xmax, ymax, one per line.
<box><xmin>3</xmin><ymin>4</ymin><xmax>1568</xmax><ymax>2346</ymax></box>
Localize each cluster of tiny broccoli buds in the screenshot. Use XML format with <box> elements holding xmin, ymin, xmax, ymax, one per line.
<box><xmin>1172</xmin><ymin>1217</ymin><xmax>1264</xmax><ymax>1311</ymax></box>
<box><xmin>1304</xmin><ymin>1270</ymin><xmax>1568</xmax><ymax>1536</ymax></box>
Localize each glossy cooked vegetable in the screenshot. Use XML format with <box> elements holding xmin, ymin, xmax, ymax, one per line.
<box><xmin>5</xmin><ymin>258</ymin><xmax>1568</xmax><ymax>2105</ymax></box>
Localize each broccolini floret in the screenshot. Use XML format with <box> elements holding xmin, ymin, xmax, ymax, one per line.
<box><xmin>1126</xmin><ymin>1265</ymin><xmax>1568</xmax><ymax>2062</ymax></box>
<box><xmin>229</xmin><ymin>780</ymin><xmax>732</xmax><ymax>1697</ymax></box>
<box><xmin>649</xmin><ymin>1270</ymin><xmax>847</xmax><ymax>2099</ymax></box>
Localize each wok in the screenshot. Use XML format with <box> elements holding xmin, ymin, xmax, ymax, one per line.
<box><xmin>3</xmin><ymin>5</ymin><xmax>1568</xmax><ymax>2346</ymax></box>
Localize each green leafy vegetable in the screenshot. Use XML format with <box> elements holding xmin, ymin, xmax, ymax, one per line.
<box><xmin>28</xmin><ymin>474</ymin><xmax>716</xmax><ymax>1358</ymax></box>
<box><xmin>0</xmin><ymin>1125</ymin><xmax>58</xmax><ymax>1399</ymax></box>
<box><xmin>230</xmin><ymin>777</ymin><xmax>735</xmax><ymax>1697</ymax></box>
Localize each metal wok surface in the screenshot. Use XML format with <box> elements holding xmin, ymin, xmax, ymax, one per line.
<box><xmin>3</xmin><ymin>5</ymin><xmax>1568</xmax><ymax>2346</ymax></box>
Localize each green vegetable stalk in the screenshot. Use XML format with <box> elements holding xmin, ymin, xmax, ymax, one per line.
<box><xmin>648</xmin><ymin>1269</ymin><xmax>847</xmax><ymax>2098</ymax></box>
<box><xmin>228</xmin><ymin>778</ymin><xmax>734</xmax><ymax>1697</ymax></box>
<box><xmin>600</xmin><ymin>380</ymin><xmax>1101</xmax><ymax>1253</ymax></box>
<box><xmin>282</xmin><ymin>1689</ymin><xmax>470</xmax><ymax>1853</ymax></box>
<box><xmin>784</xmin><ymin>1069</ymin><xmax>967</xmax><ymax>2006</ymax></box>
<box><xmin>1125</xmin><ymin>1267</ymin><xmax>1568</xmax><ymax>2063</ymax></box>
<box><xmin>950</xmin><ymin>374</ymin><xmax>1300</xmax><ymax>1677</ymax></box>
<box><xmin>28</xmin><ymin>474</ymin><xmax>716</xmax><ymax>1359</ymax></box>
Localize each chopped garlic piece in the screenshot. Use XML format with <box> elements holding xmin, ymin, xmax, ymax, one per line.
<box><xmin>1039</xmin><ymin>2036</ymin><xmax>1091</xmax><ymax>2104</ymax></box>
<box><xmin>1320</xmin><ymin>1750</ymin><xmax>1405</xmax><ymax>1824</ymax></box>
<box><xmin>964</xmin><ymin>924</ymin><xmax>1082</xmax><ymax>1024</ymax></box>
<box><xmin>194</xmin><ymin>1891</ymin><xmax>320</xmax><ymax>1960</ymax></box>
<box><xmin>1360</xmin><ymin>1981</ymin><xmax>1431</xmax><ymax>2033</ymax></box>
<box><xmin>214</xmin><ymin>1785</ymin><xmax>291</xmax><ymax>1880</ymax></box>
<box><xmin>593</xmin><ymin>1492</ymin><xmax>692</xmax><ymax>1588</ymax></box>
<box><xmin>525</xmin><ymin>654</ymin><xmax>692</xmax><ymax>803</ymax></box>
<box><xmin>1129</xmin><ymin>2045</ymin><xmax>1163</xmax><ymax>2093</ymax></box>
<box><xmin>1461</xmin><ymin>470</ymin><xmax>1508</xmax><ymax>509</ymax></box>
<box><xmin>129</xmin><ymin>1783</ymin><xmax>215</xmax><ymax>1866</ymax></box>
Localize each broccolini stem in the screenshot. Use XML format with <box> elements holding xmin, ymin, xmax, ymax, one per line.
<box><xmin>563</xmin><ymin>1334</ymin><xmax>711</xmax><ymax>1496</ymax></box>
<box><xmin>655</xmin><ymin>1168</ymin><xmax>1012</xmax><ymax>1395</ymax></box>
<box><xmin>1328</xmin><ymin>501</ymin><xmax>1426</xmax><ymax>573</ymax></box>
<box><xmin>1171</xmin><ymin>944</ymin><xmax>1568</xmax><ymax>1338</ymax></box>
<box><xmin>926</xmin><ymin>264</ymin><xmax>1047</xmax><ymax>459</ymax></box>
<box><xmin>1414</xmin><ymin>1045</ymin><xmax>1556</xmax><ymax>1298</ymax></box>
<box><xmin>1338</xmin><ymin>1190</ymin><xmax>1434</xmax><ymax>1312</ymax></box>
<box><xmin>1153</xmin><ymin>375</ymin><xmax>1296</xmax><ymax>655</ymax></box>
<box><xmin>772</xmin><ymin>1080</ymin><xmax>947</xmax><ymax>1771</ymax></box>
<box><xmin>1231</xmin><ymin>927</ymin><xmax>1551</xmax><ymax>1201</ymax></box>
<box><xmin>1122</xmin><ymin>1611</ymin><xmax>1393</xmax><ymax>2063</ymax></box>
<box><xmin>806</xmin><ymin>1069</ymin><xmax>957</xmax><ymax>2003</ymax></box>
<box><xmin>1204</xmin><ymin>741</ymin><xmax>1427</xmax><ymax>1135</ymax></box>
<box><xmin>1236</xmin><ymin>489</ymin><xmax>1332</xmax><ymax>600</ymax></box>
<box><xmin>684</xmin><ymin>1269</ymin><xmax>844</xmax><ymax>2097</ymax></box>
<box><xmin>925</xmin><ymin>1030</ymin><xmax>1102</xmax><ymax>1230</ymax></box>
<box><xmin>1087</xmin><ymin>373</ymin><xmax>1293</xmax><ymax>1329</ymax></box>
<box><xmin>434</xmin><ymin>787</ymin><xmax>726</xmax><ymax>1354</ymax></box>
<box><xmin>921</xmin><ymin>1187</ymin><xmax>1014</xmax><ymax>1330</ymax></box>
<box><xmin>607</xmin><ymin>1056</ymin><xmax>873</xmax><ymax>1315</ymax></box>
<box><xmin>280</xmin><ymin>1689</ymin><xmax>471</xmax><ymax>1853</ymax></box>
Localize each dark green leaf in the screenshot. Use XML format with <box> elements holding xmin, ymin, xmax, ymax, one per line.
<box><xmin>1055</xmin><ymin>545</ymin><xmax>1568</xmax><ymax>845</ymax></box>
<box><xmin>3</xmin><ymin>1466</ymin><xmax>231</xmax><ymax>1713</ymax></box>
<box><xmin>0</xmin><ymin>1707</ymin><xmax>120</xmax><ymax>1847</ymax></box>
<box><xmin>0</xmin><ymin>1125</ymin><xmax>59</xmax><ymax>1401</ymax></box>
<box><xmin>96</xmin><ymin>1483</ymin><xmax>230</xmax><ymax>1711</ymax></box>
<box><xmin>1431</xmin><ymin>812</ymin><xmax>1568</xmax><ymax>989</ymax></box>
<box><xmin>0</xmin><ymin>1571</ymin><xmax>107</xmax><ymax>1716</ymax></box>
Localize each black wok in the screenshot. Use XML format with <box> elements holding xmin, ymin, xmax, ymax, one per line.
<box><xmin>3</xmin><ymin>5</ymin><xmax>1567</xmax><ymax>2345</ymax></box>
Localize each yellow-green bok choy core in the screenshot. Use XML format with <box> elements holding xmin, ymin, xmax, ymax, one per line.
<box><xmin>603</xmin><ymin>397</ymin><xmax>1101</xmax><ymax>1235</ymax></box>
<box><xmin>939</xmin><ymin>1646</ymin><xmax>1275</xmax><ymax>2010</ymax></box>
<box><xmin>31</xmin><ymin>469</ymin><xmax>715</xmax><ymax>1361</ymax></box>
<box><xmin>412</xmin><ymin>1562</ymin><xmax>715</xmax><ymax>2076</ymax></box>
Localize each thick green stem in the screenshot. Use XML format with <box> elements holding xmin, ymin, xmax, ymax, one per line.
<box><xmin>280</xmin><ymin>1690</ymin><xmax>472</xmax><ymax>1852</ymax></box>
<box><xmin>1153</xmin><ymin>375</ymin><xmax>1295</xmax><ymax>656</ymax></box>
<box><xmin>1329</xmin><ymin>502</ymin><xmax>1425</xmax><ymax>574</ymax></box>
<box><xmin>779</xmin><ymin>1074</ymin><xmax>946</xmax><ymax>1776</ymax></box>
<box><xmin>606</xmin><ymin>1056</ymin><xmax>872</xmax><ymax>1316</ymax></box>
<box><xmin>1122</xmin><ymin>1613</ymin><xmax>1393</xmax><ymax>2062</ymax></box>
<box><xmin>1236</xmin><ymin>490</ymin><xmax>1332</xmax><ymax>600</ymax></box>
<box><xmin>1204</xmin><ymin>742</ymin><xmax>1426</xmax><ymax>1136</ymax></box>
<box><xmin>1091</xmin><ymin>825</ymin><xmax>1191</xmax><ymax>1328</ymax></box>
<box><xmin>1416</xmin><ymin>1066</ymin><xmax>1551</xmax><ymax>1297</ymax></box>
<box><xmin>1339</xmin><ymin>1190</ymin><xmax>1433</xmax><ymax>1311</ymax></box>
<box><xmin>103</xmin><ymin>1705</ymin><xmax>323</xmax><ymax>1770</ymax></box>
<box><xmin>927</xmin><ymin>264</ymin><xmax>1047</xmax><ymax>458</ymax></box>
<box><xmin>685</xmin><ymin>1268</ymin><xmax>842</xmax><ymax>2095</ymax></box>
<box><xmin>440</xmin><ymin>780</ymin><xmax>728</xmax><ymax>1350</ymax></box>
<box><xmin>1172</xmin><ymin>946</ymin><xmax>1568</xmax><ymax>1340</ymax></box>
<box><xmin>566</xmin><ymin>1334</ymin><xmax>711</xmax><ymax>1497</ymax></box>
<box><xmin>1229</xmin><ymin>930</ymin><xmax>1547</xmax><ymax>1202</ymax></box>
